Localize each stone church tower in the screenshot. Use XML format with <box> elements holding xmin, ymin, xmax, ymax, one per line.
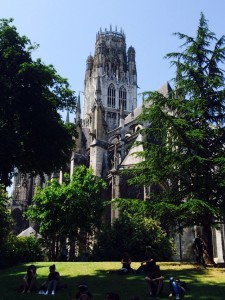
<box><xmin>81</xmin><ymin>26</ymin><xmax>138</xmax><ymax>177</ymax></box>
<box><xmin>11</xmin><ymin>26</ymin><xmax>138</xmax><ymax>231</ymax></box>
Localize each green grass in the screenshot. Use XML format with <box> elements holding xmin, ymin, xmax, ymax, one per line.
<box><xmin>0</xmin><ymin>262</ymin><xmax>225</xmax><ymax>300</ymax></box>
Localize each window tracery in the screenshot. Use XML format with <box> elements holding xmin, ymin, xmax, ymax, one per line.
<box><xmin>119</xmin><ymin>86</ymin><xmax>127</xmax><ymax>110</ymax></box>
<box><xmin>107</xmin><ymin>84</ymin><xmax>115</xmax><ymax>108</ymax></box>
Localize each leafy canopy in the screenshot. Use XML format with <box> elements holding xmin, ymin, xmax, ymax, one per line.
<box><xmin>26</xmin><ymin>166</ymin><xmax>106</xmax><ymax>239</ymax></box>
<box><xmin>0</xmin><ymin>18</ymin><xmax>76</xmax><ymax>187</ymax></box>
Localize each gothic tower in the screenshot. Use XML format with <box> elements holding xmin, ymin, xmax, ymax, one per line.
<box><xmin>82</xmin><ymin>26</ymin><xmax>137</xmax><ymax>176</ymax></box>
<box><xmin>83</xmin><ymin>26</ymin><xmax>137</xmax><ymax>132</ymax></box>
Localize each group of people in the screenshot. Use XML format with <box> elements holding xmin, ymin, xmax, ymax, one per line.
<box><xmin>20</xmin><ymin>251</ymin><xmax>188</xmax><ymax>299</ymax></box>
<box><xmin>117</xmin><ymin>252</ymin><xmax>187</xmax><ymax>299</ymax></box>
<box><xmin>20</xmin><ymin>264</ymin><xmax>60</xmax><ymax>295</ymax></box>
<box><xmin>21</xmin><ymin>270</ymin><xmax>130</xmax><ymax>300</ymax></box>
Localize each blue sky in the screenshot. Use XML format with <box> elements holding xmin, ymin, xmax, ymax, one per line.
<box><xmin>2</xmin><ymin>0</ymin><xmax>225</xmax><ymax>112</ymax></box>
<box><xmin>2</xmin><ymin>1</ymin><xmax>225</xmax><ymax>194</ymax></box>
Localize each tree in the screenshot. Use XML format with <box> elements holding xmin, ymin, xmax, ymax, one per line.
<box><xmin>26</xmin><ymin>166</ymin><xmax>106</xmax><ymax>260</ymax></box>
<box><xmin>128</xmin><ymin>13</ymin><xmax>225</xmax><ymax>262</ymax></box>
<box><xmin>92</xmin><ymin>198</ymin><xmax>175</xmax><ymax>261</ymax></box>
<box><xmin>0</xmin><ymin>19</ymin><xmax>76</xmax><ymax>187</ymax></box>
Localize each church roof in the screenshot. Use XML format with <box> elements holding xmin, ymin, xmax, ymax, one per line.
<box><xmin>157</xmin><ymin>81</ymin><xmax>172</xmax><ymax>97</ymax></box>
<box><xmin>124</xmin><ymin>82</ymin><xmax>172</xmax><ymax>125</ymax></box>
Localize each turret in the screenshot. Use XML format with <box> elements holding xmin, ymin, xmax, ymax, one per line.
<box><xmin>89</xmin><ymin>76</ymin><xmax>108</xmax><ymax>177</ymax></box>
<box><xmin>90</xmin><ymin>76</ymin><xmax>107</xmax><ymax>140</ymax></box>
<box><xmin>128</xmin><ymin>46</ymin><xmax>137</xmax><ymax>84</ymax></box>
<box><xmin>86</xmin><ymin>54</ymin><xmax>94</xmax><ymax>71</ymax></box>
<box><xmin>128</xmin><ymin>46</ymin><xmax>135</xmax><ymax>62</ymax></box>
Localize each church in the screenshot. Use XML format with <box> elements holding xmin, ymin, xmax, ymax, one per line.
<box><xmin>11</xmin><ymin>26</ymin><xmax>225</xmax><ymax>263</ymax></box>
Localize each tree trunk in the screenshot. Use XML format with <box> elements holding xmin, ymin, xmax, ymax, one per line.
<box><xmin>68</xmin><ymin>235</ymin><xmax>76</xmax><ymax>261</ymax></box>
<box><xmin>78</xmin><ymin>228</ymin><xmax>88</xmax><ymax>257</ymax></box>
<box><xmin>202</xmin><ymin>222</ymin><xmax>215</xmax><ymax>265</ymax></box>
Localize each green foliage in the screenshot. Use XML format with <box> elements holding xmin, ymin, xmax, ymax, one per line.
<box><xmin>63</xmin><ymin>165</ymin><xmax>106</xmax><ymax>233</ymax></box>
<box><xmin>26</xmin><ymin>179</ymin><xmax>66</xmax><ymax>237</ymax></box>
<box><xmin>27</xmin><ymin>166</ymin><xmax>106</xmax><ymax>236</ymax></box>
<box><xmin>0</xmin><ymin>235</ymin><xmax>44</xmax><ymax>268</ymax></box>
<box><xmin>26</xmin><ymin>166</ymin><xmax>106</xmax><ymax>260</ymax></box>
<box><xmin>127</xmin><ymin>13</ymin><xmax>225</xmax><ymax>233</ymax></box>
<box><xmin>16</xmin><ymin>236</ymin><xmax>44</xmax><ymax>262</ymax></box>
<box><xmin>93</xmin><ymin>198</ymin><xmax>175</xmax><ymax>261</ymax></box>
<box><xmin>0</xmin><ymin>18</ymin><xmax>77</xmax><ymax>187</ymax></box>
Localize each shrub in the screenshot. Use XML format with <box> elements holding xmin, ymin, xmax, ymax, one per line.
<box><xmin>92</xmin><ymin>216</ymin><xmax>176</xmax><ymax>261</ymax></box>
<box><xmin>0</xmin><ymin>235</ymin><xmax>44</xmax><ymax>268</ymax></box>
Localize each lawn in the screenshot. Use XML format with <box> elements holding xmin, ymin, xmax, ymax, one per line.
<box><xmin>0</xmin><ymin>262</ymin><xmax>225</xmax><ymax>300</ymax></box>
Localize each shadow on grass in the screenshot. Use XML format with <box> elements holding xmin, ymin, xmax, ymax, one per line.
<box><xmin>0</xmin><ymin>263</ymin><xmax>225</xmax><ymax>300</ymax></box>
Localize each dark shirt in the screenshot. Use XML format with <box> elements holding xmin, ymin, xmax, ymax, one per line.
<box><xmin>48</xmin><ymin>271</ymin><xmax>59</xmax><ymax>281</ymax></box>
<box><xmin>122</xmin><ymin>262</ymin><xmax>131</xmax><ymax>270</ymax></box>
<box><xmin>147</xmin><ymin>265</ymin><xmax>161</xmax><ymax>279</ymax></box>
<box><xmin>194</xmin><ymin>237</ymin><xmax>203</xmax><ymax>250</ymax></box>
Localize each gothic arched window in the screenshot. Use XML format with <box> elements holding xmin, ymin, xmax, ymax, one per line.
<box><xmin>119</xmin><ymin>86</ymin><xmax>127</xmax><ymax>110</ymax></box>
<box><xmin>107</xmin><ymin>84</ymin><xmax>115</xmax><ymax>108</ymax></box>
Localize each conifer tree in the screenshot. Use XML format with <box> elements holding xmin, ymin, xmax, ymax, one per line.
<box><xmin>130</xmin><ymin>13</ymin><xmax>225</xmax><ymax>262</ymax></box>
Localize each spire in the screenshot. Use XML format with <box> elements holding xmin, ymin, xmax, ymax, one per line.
<box><xmin>75</xmin><ymin>93</ymin><xmax>81</xmax><ymax>123</ymax></box>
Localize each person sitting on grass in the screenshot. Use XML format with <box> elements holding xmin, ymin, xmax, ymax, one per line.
<box><xmin>136</xmin><ymin>253</ymin><xmax>156</xmax><ymax>274</ymax></box>
<box><xmin>145</xmin><ymin>264</ymin><xmax>164</xmax><ymax>298</ymax></box>
<box><xmin>118</xmin><ymin>252</ymin><xmax>133</xmax><ymax>274</ymax></box>
<box><xmin>40</xmin><ymin>264</ymin><xmax>60</xmax><ymax>295</ymax></box>
<box><xmin>21</xmin><ymin>264</ymin><xmax>37</xmax><ymax>294</ymax></box>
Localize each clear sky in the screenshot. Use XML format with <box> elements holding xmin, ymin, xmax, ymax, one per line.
<box><xmin>2</xmin><ymin>0</ymin><xmax>225</xmax><ymax>112</ymax></box>
<box><xmin>2</xmin><ymin>0</ymin><xmax>225</xmax><ymax>194</ymax></box>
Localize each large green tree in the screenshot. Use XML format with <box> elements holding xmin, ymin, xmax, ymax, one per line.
<box><xmin>26</xmin><ymin>166</ymin><xmax>106</xmax><ymax>260</ymax></box>
<box><xmin>129</xmin><ymin>13</ymin><xmax>225</xmax><ymax>262</ymax></box>
<box><xmin>0</xmin><ymin>19</ymin><xmax>76</xmax><ymax>187</ymax></box>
